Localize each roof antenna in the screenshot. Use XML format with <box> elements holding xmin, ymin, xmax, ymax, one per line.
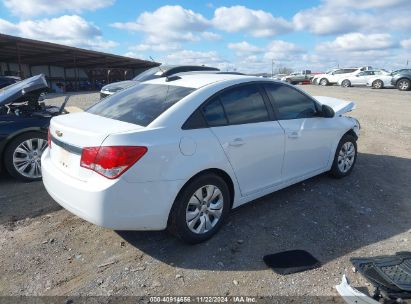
<box><xmin>149</xmin><ymin>56</ymin><xmax>164</xmax><ymax>73</ymax></box>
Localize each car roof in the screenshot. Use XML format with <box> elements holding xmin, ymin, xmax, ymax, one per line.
<box><xmin>144</xmin><ymin>73</ymin><xmax>261</xmax><ymax>89</ymax></box>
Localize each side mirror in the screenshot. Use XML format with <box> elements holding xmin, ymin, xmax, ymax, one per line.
<box><xmin>321</xmin><ymin>104</ymin><xmax>335</xmax><ymax>118</ymax></box>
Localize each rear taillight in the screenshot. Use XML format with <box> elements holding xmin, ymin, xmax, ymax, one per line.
<box><xmin>47</xmin><ymin>128</ymin><xmax>51</xmax><ymax>148</ymax></box>
<box><xmin>80</xmin><ymin>146</ymin><xmax>147</xmax><ymax>179</ymax></box>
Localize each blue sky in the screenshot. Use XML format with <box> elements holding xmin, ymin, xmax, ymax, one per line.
<box><xmin>0</xmin><ymin>0</ymin><xmax>410</xmax><ymax>73</ymax></box>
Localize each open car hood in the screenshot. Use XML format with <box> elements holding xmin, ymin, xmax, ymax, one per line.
<box><xmin>0</xmin><ymin>74</ymin><xmax>48</xmax><ymax>106</ymax></box>
<box><xmin>314</xmin><ymin>96</ymin><xmax>356</xmax><ymax>115</ymax></box>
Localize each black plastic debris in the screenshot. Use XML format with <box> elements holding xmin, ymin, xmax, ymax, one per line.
<box><xmin>351</xmin><ymin>251</ymin><xmax>411</xmax><ymax>300</ymax></box>
<box><xmin>263</xmin><ymin>250</ymin><xmax>321</xmax><ymax>275</ymax></box>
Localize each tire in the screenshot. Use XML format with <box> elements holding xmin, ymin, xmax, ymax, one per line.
<box><xmin>4</xmin><ymin>132</ymin><xmax>48</xmax><ymax>181</ymax></box>
<box><xmin>372</xmin><ymin>79</ymin><xmax>384</xmax><ymax>89</ymax></box>
<box><xmin>168</xmin><ymin>173</ymin><xmax>231</xmax><ymax>244</ymax></box>
<box><xmin>319</xmin><ymin>78</ymin><xmax>329</xmax><ymax>86</ymax></box>
<box><xmin>330</xmin><ymin>134</ymin><xmax>357</xmax><ymax>178</ymax></box>
<box><xmin>341</xmin><ymin>79</ymin><xmax>351</xmax><ymax>88</ymax></box>
<box><xmin>397</xmin><ymin>78</ymin><xmax>410</xmax><ymax>91</ymax></box>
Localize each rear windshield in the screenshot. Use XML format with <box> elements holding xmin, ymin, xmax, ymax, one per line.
<box><xmin>88</xmin><ymin>83</ymin><xmax>195</xmax><ymax>126</ymax></box>
<box><xmin>133</xmin><ymin>67</ymin><xmax>163</xmax><ymax>82</ymax></box>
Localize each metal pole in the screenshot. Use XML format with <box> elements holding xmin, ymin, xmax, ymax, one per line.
<box><xmin>271</xmin><ymin>59</ymin><xmax>274</xmax><ymax>77</ymax></box>
<box><xmin>16</xmin><ymin>42</ymin><xmax>23</xmax><ymax>78</ymax></box>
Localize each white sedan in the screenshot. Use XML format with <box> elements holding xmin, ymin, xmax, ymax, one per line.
<box><xmin>338</xmin><ymin>70</ymin><xmax>390</xmax><ymax>87</ymax></box>
<box><xmin>42</xmin><ymin>74</ymin><xmax>360</xmax><ymax>243</ymax></box>
<box><xmin>366</xmin><ymin>70</ymin><xmax>409</xmax><ymax>89</ymax></box>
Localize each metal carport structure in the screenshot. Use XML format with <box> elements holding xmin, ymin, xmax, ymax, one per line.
<box><xmin>0</xmin><ymin>34</ymin><xmax>159</xmax><ymax>91</ymax></box>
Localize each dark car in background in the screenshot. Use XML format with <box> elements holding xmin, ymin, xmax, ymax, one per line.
<box><xmin>100</xmin><ymin>65</ymin><xmax>220</xmax><ymax>99</ymax></box>
<box><xmin>0</xmin><ymin>74</ymin><xmax>63</xmax><ymax>181</ymax></box>
<box><xmin>391</xmin><ymin>69</ymin><xmax>411</xmax><ymax>91</ymax></box>
<box><xmin>0</xmin><ymin>76</ymin><xmax>20</xmax><ymax>89</ymax></box>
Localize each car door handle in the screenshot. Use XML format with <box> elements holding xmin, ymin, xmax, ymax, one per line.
<box><xmin>287</xmin><ymin>131</ymin><xmax>300</xmax><ymax>139</ymax></box>
<box><xmin>229</xmin><ymin>138</ymin><xmax>245</xmax><ymax>147</ymax></box>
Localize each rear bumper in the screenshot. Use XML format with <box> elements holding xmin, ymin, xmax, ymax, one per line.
<box><xmin>41</xmin><ymin>148</ymin><xmax>182</xmax><ymax>230</ymax></box>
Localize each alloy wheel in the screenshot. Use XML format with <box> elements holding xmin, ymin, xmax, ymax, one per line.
<box><xmin>398</xmin><ymin>80</ymin><xmax>410</xmax><ymax>91</ymax></box>
<box><xmin>185</xmin><ymin>185</ymin><xmax>224</xmax><ymax>234</ymax></box>
<box><xmin>12</xmin><ymin>138</ymin><xmax>47</xmax><ymax>179</ymax></box>
<box><xmin>373</xmin><ymin>80</ymin><xmax>383</xmax><ymax>89</ymax></box>
<box><xmin>337</xmin><ymin>142</ymin><xmax>355</xmax><ymax>173</ymax></box>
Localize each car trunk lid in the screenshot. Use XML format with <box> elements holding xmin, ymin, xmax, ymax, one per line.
<box><xmin>49</xmin><ymin>112</ymin><xmax>143</xmax><ymax>181</ymax></box>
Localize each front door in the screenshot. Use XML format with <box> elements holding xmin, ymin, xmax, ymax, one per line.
<box><xmin>263</xmin><ymin>83</ymin><xmax>336</xmax><ymax>181</ymax></box>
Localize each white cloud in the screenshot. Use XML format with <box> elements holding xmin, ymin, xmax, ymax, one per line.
<box><xmin>401</xmin><ymin>39</ymin><xmax>411</xmax><ymax>49</ymax></box>
<box><xmin>163</xmin><ymin>50</ymin><xmax>227</xmax><ymax>67</ymax></box>
<box><xmin>111</xmin><ymin>5</ymin><xmax>210</xmax><ymax>46</ymax></box>
<box><xmin>317</xmin><ymin>33</ymin><xmax>396</xmax><ymax>52</ymax></box>
<box><xmin>213</xmin><ymin>6</ymin><xmax>292</xmax><ymax>37</ymax></box>
<box><xmin>124</xmin><ymin>51</ymin><xmax>146</xmax><ymax>59</ymax></box>
<box><xmin>129</xmin><ymin>43</ymin><xmax>181</xmax><ymax>53</ymax></box>
<box><xmin>293</xmin><ymin>6</ymin><xmax>372</xmax><ymax>35</ymax></box>
<box><xmin>0</xmin><ymin>15</ymin><xmax>117</xmax><ymax>50</ymax></box>
<box><xmin>264</xmin><ymin>40</ymin><xmax>303</xmax><ymax>61</ymax></box>
<box><xmin>201</xmin><ymin>31</ymin><xmax>221</xmax><ymax>41</ymax></box>
<box><xmin>324</xmin><ymin>0</ymin><xmax>409</xmax><ymax>9</ymax></box>
<box><xmin>228</xmin><ymin>41</ymin><xmax>263</xmax><ymax>55</ymax></box>
<box><xmin>293</xmin><ymin>0</ymin><xmax>411</xmax><ymax>35</ymax></box>
<box><xmin>3</xmin><ymin>0</ymin><xmax>114</xmax><ymax>17</ymax></box>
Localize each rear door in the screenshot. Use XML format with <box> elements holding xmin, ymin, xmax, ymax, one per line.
<box><xmin>263</xmin><ymin>83</ymin><xmax>337</xmax><ymax>181</ymax></box>
<box><xmin>203</xmin><ymin>83</ymin><xmax>285</xmax><ymax>196</ymax></box>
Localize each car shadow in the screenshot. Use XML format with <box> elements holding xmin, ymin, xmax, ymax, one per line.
<box><xmin>118</xmin><ymin>152</ymin><xmax>411</xmax><ymax>271</ymax></box>
<box><xmin>0</xmin><ymin>171</ymin><xmax>61</xmax><ymax>226</ymax></box>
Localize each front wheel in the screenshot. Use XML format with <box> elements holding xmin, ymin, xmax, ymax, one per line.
<box><xmin>319</xmin><ymin>78</ymin><xmax>329</xmax><ymax>86</ymax></box>
<box><xmin>168</xmin><ymin>174</ymin><xmax>230</xmax><ymax>244</ymax></box>
<box><xmin>397</xmin><ymin>79</ymin><xmax>410</xmax><ymax>91</ymax></box>
<box><xmin>330</xmin><ymin>134</ymin><xmax>357</xmax><ymax>178</ymax></box>
<box><xmin>4</xmin><ymin>132</ymin><xmax>48</xmax><ymax>181</ymax></box>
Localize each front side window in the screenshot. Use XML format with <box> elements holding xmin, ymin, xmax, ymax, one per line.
<box><xmin>88</xmin><ymin>83</ymin><xmax>195</xmax><ymax>126</ymax></box>
<box><xmin>217</xmin><ymin>84</ymin><xmax>269</xmax><ymax>125</ymax></box>
<box><xmin>264</xmin><ymin>84</ymin><xmax>318</xmax><ymax>120</ymax></box>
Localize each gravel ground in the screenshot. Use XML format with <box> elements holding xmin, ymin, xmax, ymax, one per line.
<box><xmin>0</xmin><ymin>85</ymin><xmax>410</xmax><ymax>301</ymax></box>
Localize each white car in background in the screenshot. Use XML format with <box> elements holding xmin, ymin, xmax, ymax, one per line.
<box><xmin>338</xmin><ymin>70</ymin><xmax>390</xmax><ymax>87</ymax></box>
<box><xmin>312</xmin><ymin>66</ymin><xmax>373</xmax><ymax>86</ymax></box>
<box><xmin>366</xmin><ymin>69</ymin><xmax>409</xmax><ymax>89</ymax></box>
<box><xmin>42</xmin><ymin>74</ymin><xmax>360</xmax><ymax>244</ymax></box>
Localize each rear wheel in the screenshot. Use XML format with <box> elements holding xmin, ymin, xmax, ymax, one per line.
<box><xmin>319</xmin><ymin>78</ymin><xmax>329</xmax><ymax>86</ymax></box>
<box><xmin>372</xmin><ymin>79</ymin><xmax>384</xmax><ymax>89</ymax></box>
<box><xmin>397</xmin><ymin>78</ymin><xmax>410</xmax><ymax>91</ymax></box>
<box><xmin>4</xmin><ymin>132</ymin><xmax>47</xmax><ymax>181</ymax></box>
<box><xmin>330</xmin><ymin>134</ymin><xmax>357</xmax><ymax>178</ymax></box>
<box><xmin>341</xmin><ymin>79</ymin><xmax>351</xmax><ymax>88</ymax></box>
<box><xmin>168</xmin><ymin>173</ymin><xmax>230</xmax><ymax>244</ymax></box>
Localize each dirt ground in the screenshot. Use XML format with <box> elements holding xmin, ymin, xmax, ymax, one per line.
<box><xmin>0</xmin><ymin>85</ymin><xmax>410</xmax><ymax>301</ymax></box>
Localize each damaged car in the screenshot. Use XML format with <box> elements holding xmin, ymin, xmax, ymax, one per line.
<box><xmin>42</xmin><ymin>74</ymin><xmax>360</xmax><ymax>243</ymax></box>
<box><xmin>0</xmin><ymin>74</ymin><xmax>64</xmax><ymax>181</ymax></box>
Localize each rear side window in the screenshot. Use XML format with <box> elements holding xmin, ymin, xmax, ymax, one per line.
<box><xmin>88</xmin><ymin>83</ymin><xmax>195</xmax><ymax>126</ymax></box>
<box><xmin>203</xmin><ymin>98</ymin><xmax>227</xmax><ymax>126</ymax></box>
<box><xmin>218</xmin><ymin>85</ymin><xmax>269</xmax><ymax>125</ymax></box>
<box><xmin>264</xmin><ymin>84</ymin><xmax>317</xmax><ymax>120</ymax></box>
